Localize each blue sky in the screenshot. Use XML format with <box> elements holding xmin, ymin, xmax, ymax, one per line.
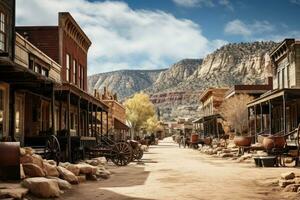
<box><xmin>16</xmin><ymin>0</ymin><xmax>300</xmax><ymax>74</ymax></box>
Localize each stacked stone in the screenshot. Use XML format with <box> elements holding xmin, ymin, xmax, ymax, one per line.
<box><xmin>0</xmin><ymin>147</ymin><xmax>111</xmax><ymax>199</ymax></box>
<box><xmin>278</xmin><ymin>172</ymin><xmax>300</xmax><ymax>193</ymax></box>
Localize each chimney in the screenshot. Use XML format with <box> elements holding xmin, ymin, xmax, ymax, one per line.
<box><xmin>267</xmin><ymin>76</ymin><xmax>273</xmax><ymax>89</ymax></box>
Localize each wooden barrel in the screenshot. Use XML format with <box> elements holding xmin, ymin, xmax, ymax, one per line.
<box><xmin>190</xmin><ymin>134</ymin><xmax>199</xmax><ymax>143</ymax></box>
<box><xmin>0</xmin><ymin>142</ymin><xmax>20</xmax><ymax>180</ymax></box>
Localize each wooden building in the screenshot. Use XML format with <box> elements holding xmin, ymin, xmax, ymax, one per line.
<box><xmin>94</xmin><ymin>87</ymin><xmax>129</xmax><ymax>141</ymax></box>
<box><xmin>0</xmin><ymin>7</ymin><xmax>108</xmax><ymax>162</ymax></box>
<box><xmin>225</xmin><ymin>77</ymin><xmax>273</xmax><ymax>99</ymax></box>
<box><xmin>247</xmin><ymin>39</ymin><xmax>300</xmax><ymax>142</ymax></box>
<box><xmin>193</xmin><ymin>88</ymin><xmax>228</xmax><ymax>139</ymax></box>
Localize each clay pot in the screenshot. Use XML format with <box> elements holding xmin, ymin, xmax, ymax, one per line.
<box><xmin>233</xmin><ymin>136</ymin><xmax>252</xmax><ymax>147</ymax></box>
<box><xmin>190</xmin><ymin>134</ymin><xmax>199</xmax><ymax>143</ymax></box>
<box><xmin>203</xmin><ymin>137</ymin><xmax>212</xmax><ymax>145</ymax></box>
<box><xmin>262</xmin><ymin>136</ymin><xmax>286</xmax><ymax>150</ymax></box>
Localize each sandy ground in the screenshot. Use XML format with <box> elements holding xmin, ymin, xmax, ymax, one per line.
<box><xmin>59</xmin><ymin>138</ymin><xmax>300</xmax><ymax>200</ymax></box>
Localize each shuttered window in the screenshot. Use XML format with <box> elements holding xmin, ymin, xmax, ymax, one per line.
<box><xmin>0</xmin><ymin>12</ymin><xmax>6</xmax><ymax>51</ymax></box>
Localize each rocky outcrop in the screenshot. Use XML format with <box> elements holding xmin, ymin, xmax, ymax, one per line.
<box><xmin>88</xmin><ymin>69</ymin><xmax>166</xmax><ymax>99</ymax></box>
<box><xmin>88</xmin><ymin>41</ymin><xmax>278</xmax><ymax>120</ymax></box>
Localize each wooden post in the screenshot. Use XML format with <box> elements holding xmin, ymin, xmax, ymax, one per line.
<box><xmin>283</xmin><ymin>94</ymin><xmax>286</xmax><ymax>135</ymax></box>
<box><xmin>87</xmin><ymin>101</ymin><xmax>89</xmax><ymax>137</ymax></box>
<box><xmin>95</xmin><ymin>106</ymin><xmax>98</xmax><ymax>136</ymax></box>
<box><xmin>67</xmin><ymin>91</ymin><xmax>71</xmax><ymax>162</ymax></box>
<box><xmin>77</xmin><ymin>97</ymin><xmax>81</xmax><ymax>137</ymax></box>
<box><xmin>269</xmin><ymin>100</ymin><xmax>272</xmax><ymax>134</ymax></box>
<box><xmin>51</xmin><ymin>85</ymin><xmax>55</xmax><ymax>135</ymax></box>
<box><xmin>9</xmin><ymin>86</ymin><xmax>15</xmax><ymax>140</ymax></box>
<box><xmin>106</xmin><ymin>111</ymin><xmax>109</xmax><ymax>137</ymax></box>
<box><xmin>101</xmin><ymin>110</ymin><xmax>103</xmax><ymax>137</ymax></box>
<box><xmin>254</xmin><ymin>105</ymin><xmax>257</xmax><ymax>139</ymax></box>
<box><xmin>59</xmin><ymin>101</ymin><xmax>62</xmax><ymax>133</ymax></box>
<box><xmin>91</xmin><ymin>104</ymin><xmax>94</xmax><ymax>137</ymax></box>
<box><xmin>260</xmin><ymin>103</ymin><xmax>263</xmax><ymax>133</ymax></box>
<box><xmin>216</xmin><ymin>117</ymin><xmax>219</xmax><ymax>140</ymax></box>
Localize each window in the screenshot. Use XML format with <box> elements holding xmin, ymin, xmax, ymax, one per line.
<box><xmin>0</xmin><ymin>11</ymin><xmax>6</xmax><ymax>52</ymax></box>
<box><xmin>73</xmin><ymin>59</ymin><xmax>77</xmax><ymax>85</ymax></box>
<box><xmin>79</xmin><ymin>65</ymin><xmax>81</xmax><ymax>88</ymax></box>
<box><xmin>81</xmin><ymin>67</ymin><xmax>85</xmax><ymax>90</ymax></box>
<box><xmin>66</xmin><ymin>54</ymin><xmax>70</xmax><ymax>82</ymax></box>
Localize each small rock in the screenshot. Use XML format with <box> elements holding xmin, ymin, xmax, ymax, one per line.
<box><xmin>20</xmin><ymin>164</ymin><xmax>26</xmax><ymax>179</ymax></box>
<box><xmin>0</xmin><ymin>188</ymin><xmax>28</xmax><ymax>199</ymax></box>
<box><xmin>76</xmin><ymin>175</ymin><xmax>86</xmax><ymax>183</ymax></box>
<box><xmin>48</xmin><ymin>177</ymin><xmax>72</xmax><ymax>190</ymax></box>
<box><xmin>20</xmin><ymin>154</ymin><xmax>44</xmax><ymax>169</ymax></box>
<box><xmin>20</xmin><ymin>148</ymin><xmax>26</xmax><ymax>156</ymax></box>
<box><xmin>46</xmin><ymin>160</ymin><xmax>57</xmax><ymax>166</ymax></box>
<box><xmin>281</xmin><ymin>172</ymin><xmax>295</xmax><ymax>180</ymax></box>
<box><xmin>23</xmin><ymin>147</ymin><xmax>35</xmax><ymax>155</ymax></box>
<box><xmin>76</xmin><ymin>163</ymin><xmax>97</xmax><ymax>175</ymax></box>
<box><xmin>96</xmin><ymin>168</ymin><xmax>111</xmax><ymax>179</ymax></box>
<box><xmin>57</xmin><ymin>166</ymin><xmax>78</xmax><ymax>184</ymax></box>
<box><xmin>86</xmin><ymin>174</ymin><xmax>98</xmax><ymax>181</ymax></box>
<box><xmin>283</xmin><ymin>184</ymin><xmax>300</xmax><ymax>192</ymax></box>
<box><xmin>65</xmin><ymin>164</ymin><xmax>80</xmax><ymax>176</ymax></box>
<box><xmin>219</xmin><ymin>153</ymin><xmax>234</xmax><ymax>158</ymax></box>
<box><xmin>22</xmin><ymin>177</ymin><xmax>60</xmax><ymax>198</ymax></box>
<box><xmin>279</xmin><ymin>179</ymin><xmax>296</xmax><ymax>187</ymax></box>
<box><xmin>23</xmin><ymin>163</ymin><xmax>45</xmax><ymax>177</ymax></box>
<box><xmin>43</xmin><ymin>162</ymin><xmax>59</xmax><ymax>177</ymax></box>
<box><xmin>93</xmin><ymin>157</ymin><xmax>107</xmax><ymax>166</ymax></box>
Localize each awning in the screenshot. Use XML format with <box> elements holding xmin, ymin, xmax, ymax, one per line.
<box><xmin>247</xmin><ymin>88</ymin><xmax>300</xmax><ymax>107</ymax></box>
<box><xmin>192</xmin><ymin>114</ymin><xmax>222</xmax><ymax>123</ymax></box>
<box><xmin>55</xmin><ymin>83</ymin><xmax>108</xmax><ymax>111</ymax></box>
<box><xmin>114</xmin><ymin>118</ymin><xmax>129</xmax><ymax>131</ymax></box>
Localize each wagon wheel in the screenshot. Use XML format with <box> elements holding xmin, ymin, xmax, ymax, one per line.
<box><xmin>133</xmin><ymin>146</ymin><xmax>143</xmax><ymax>160</ymax></box>
<box><xmin>44</xmin><ymin>135</ymin><xmax>61</xmax><ymax>165</ymax></box>
<box><xmin>111</xmin><ymin>142</ymin><xmax>133</xmax><ymax>166</ymax></box>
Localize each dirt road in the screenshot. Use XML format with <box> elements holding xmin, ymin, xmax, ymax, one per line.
<box><xmin>61</xmin><ymin>138</ymin><xmax>300</xmax><ymax>200</ymax></box>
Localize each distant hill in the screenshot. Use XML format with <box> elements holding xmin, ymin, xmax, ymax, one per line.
<box><xmin>88</xmin><ymin>41</ymin><xmax>278</xmax><ymax>120</ymax></box>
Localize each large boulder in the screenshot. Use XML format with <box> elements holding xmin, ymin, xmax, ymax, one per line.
<box><xmin>23</xmin><ymin>147</ymin><xmax>35</xmax><ymax>155</ymax></box>
<box><xmin>0</xmin><ymin>188</ymin><xmax>28</xmax><ymax>199</ymax></box>
<box><xmin>93</xmin><ymin>157</ymin><xmax>107</xmax><ymax>166</ymax></box>
<box><xmin>48</xmin><ymin>177</ymin><xmax>72</xmax><ymax>190</ymax></box>
<box><xmin>95</xmin><ymin>167</ymin><xmax>111</xmax><ymax>179</ymax></box>
<box><xmin>22</xmin><ymin>177</ymin><xmax>60</xmax><ymax>198</ymax></box>
<box><xmin>77</xmin><ymin>175</ymin><xmax>86</xmax><ymax>183</ymax></box>
<box><xmin>76</xmin><ymin>163</ymin><xmax>97</xmax><ymax>175</ymax></box>
<box><xmin>283</xmin><ymin>184</ymin><xmax>300</xmax><ymax>192</ymax></box>
<box><xmin>20</xmin><ymin>164</ymin><xmax>26</xmax><ymax>179</ymax></box>
<box><xmin>20</xmin><ymin>154</ymin><xmax>44</xmax><ymax>169</ymax></box>
<box><xmin>23</xmin><ymin>163</ymin><xmax>45</xmax><ymax>177</ymax></box>
<box><xmin>281</xmin><ymin>172</ymin><xmax>295</xmax><ymax>180</ymax></box>
<box><xmin>57</xmin><ymin>166</ymin><xmax>78</xmax><ymax>184</ymax></box>
<box><xmin>65</xmin><ymin>164</ymin><xmax>80</xmax><ymax>176</ymax></box>
<box><xmin>43</xmin><ymin>162</ymin><xmax>59</xmax><ymax>177</ymax></box>
<box><xmin>279</xmin><ymin>179</ymin><xmax>296</xmax><ymax>187</ymax></box>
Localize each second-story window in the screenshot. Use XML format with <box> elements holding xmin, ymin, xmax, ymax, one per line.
<box><xmin>66</xmin><ymin>54</ymin><xmax>70</xmax><ymax>82</ymax></box>
<box><xmin>73</xmin><ymin>59</ymin><xmax>77</xmax><ymax>85</ymax></box>
<box><xmin>79</xmin><ymin>64</ymin><xmax>81</xmax><ymax>88</ymax></box>
<box><xmin>0</xmin><ymin>11</ymin><xmax>6</xmax><ymax>52</ymax></box>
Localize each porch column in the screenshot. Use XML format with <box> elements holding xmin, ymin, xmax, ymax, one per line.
<box><xmin>87</xmin><ymin>101</ymin><xmax>89</xmax><ymax>136</ymax></box>
<box><xmin>94</xmin><ymin>106</ymin><xmax>98</xmax><ymax>136</ymax></box>
<box><xmin>91</xmin><ymin>103</ymin><xmax>94</xmax><ymax>137</ymax></box>
<box><xmin>67</xmin><ymin>91</ymin><xmax>71</xmax><ymax>162</ymax></box>
<box><xmin>283</xmin><ymin>94</ymin><xmax>286</xmax><ymax>135</ymax></box>
<box><xmin>51</xmin><ymin>85</ymin><xmax>56</xmax><ymax>135</ymax></box>
<box><xmin>9</xmin><ymin>86</ymin><xmax>15</xmax><ymax>140</ymax></box>
<box><xmin>101</xmin><ymin>110</ymin><xmax>103</xmax><ymax>138</ymax></box>
<box><xmin>268</xmin><ymin>100</ymin><xmax>272</xmax><ymax>134</ymax></box>
<box><xmin>106</xmin><ymin>111</ymin><xmax>109</xmax><ymax>137</ymax></box>
<box><xmin>260</xmin><ymin>103</ymin><xmax>263</xmax><ymax>133</ymax></box>
<box><xmin>216</xmin><ymin>118</ymin><xmax>219</xmax><ymax>140</ymax></box>
<box><xmin>77</xmin><ymin>97</ymin><xmax>81</xmax><ymax>137</ymax></box>
<box><xmin>59</xmin><ymin>101</ymin><xmax>62</xmax><ymax>132</ymax></box>
<box><xmin>254</xmin><ymin>105</ymin><xmax>257</xmax><ymax>141</ymax></box>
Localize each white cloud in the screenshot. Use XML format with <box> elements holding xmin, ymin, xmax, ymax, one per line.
<box><xmin>224</xmin><ymin>19</ymin><xmax>274</xmax><ymax>37</ymax></box>
<box><xmin>16</xmin><ymin>0</ymin><xmax>226</xmax><ymax>75</ymax></box>
<box><xmin>218</xmin><ymin>0</ymin><xmax>234</xmax><ymax>11</ymax></box>
<box><xmin>172</xmin><ymin>0</ymin><xmax>214</xmax><ymax>8</ymax></box>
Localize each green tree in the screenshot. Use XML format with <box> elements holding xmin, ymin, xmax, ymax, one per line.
<box><xmin>124</xmin><ymin>93</ymin><xmax>156</xmax><ymax>137</ymax></box>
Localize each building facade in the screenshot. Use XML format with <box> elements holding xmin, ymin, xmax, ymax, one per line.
<box><xmin>247</xmin><ymin>39</ymin><xmax>300</xmax><ymax>141</ymax></box>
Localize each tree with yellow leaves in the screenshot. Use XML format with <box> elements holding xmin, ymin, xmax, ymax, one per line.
<box><xmin>124</xmin><ymin>92</ymin><xmax>156</xmax><ymax>137</ymax></box>
<box><xmin>145</xmin><ymin>116</ymin><xmax>159</xmax><ymax>133</ymax></box>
